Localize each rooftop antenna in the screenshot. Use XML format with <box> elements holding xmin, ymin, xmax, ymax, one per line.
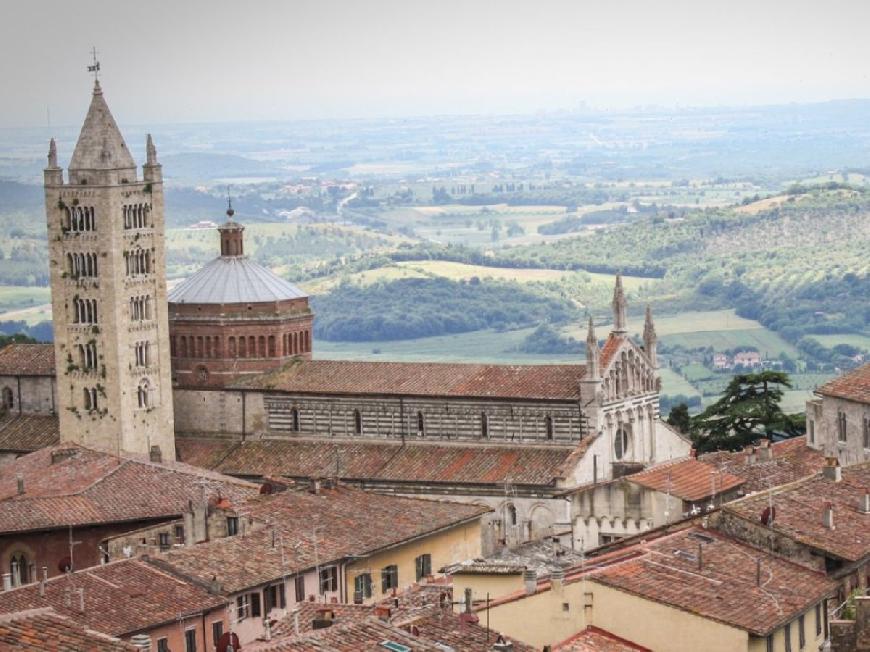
<box><xmin>87</xmin><ymin>46</ymin><xmax>101</xmax><ymax>82</ymax></box>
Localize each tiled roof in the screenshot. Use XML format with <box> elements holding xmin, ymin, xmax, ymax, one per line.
<box><xmin>700</xmin><ymin>437</ymin><xmax>826</xmax><ymax>494</ymax></box>
<box><xmin>150</xmin><ymin>485</ymin><xmax>488</xmax><ymax>594</ymax></box>
<box><xmin>555</xmin><ymin>626</ymin><xmax>651</xmax><ymax>651</ymax></box>
<box><xmin>0</xmin><ymin>414</ymin><xmax>59</xmax><ymax>452</ymax></box>
<box><xmin>0</xmin><ymin>609</ymin><xmax>134</xmax><ymax>651</ymax></box>
<box><xmin>174</xmin><ymin>436</ymin><xmax>238</xmax><ymax>469</ymax></box>
<box><xmin>816</xmin><ymin>362</ymin><xmax>870</xmax><ymax>404</ymax></box>
<box><xmin>588</xmin><ymin>526</ymin><xmax>835</xmax><ymax>636</ymax></box>
<box><xmin>627</xmin><ymin>458</ymin><xmax>745</xmax><ymax>502</ymax></box>
<box><xmin>178</xmin><ymin>436</ymin><xmax>576</xmax><ymax>486</ymax></box>
<box><xmin>599</xmin><ymin>334</ymin><xmax>624</xmax><ymax>369</ymax></box>
<box><xmin>251</xmin><ymin>583</ymin><xmax>535</xmax><ymax>652</ymax></box>
<box><xmin>168</xmin><ymin>255</ymin><xmax>308</xmax><ymax>304</ymax></box>
<box><xmin>0</xmin><ymin>444</ymin><xmax>258</xmax><ymax>534</ymax></box>
<box><xmin>233</xmin><ymin>358</ymin><xmax>585</xmax><ymax>400</ymax></box>
<box><xmin>0</xmin><ymin>343</ymin><xmax>55</xmax><ymax>375</ymax></box>
<box><xmin>723</xmin><ymin>462</ymin><xmax>870</xmax><ymax>562</ymax></box>
<box><xmin>0</xmin><ymin>559</ymin><xmax>225</xmax><ymax>637</ymax></box>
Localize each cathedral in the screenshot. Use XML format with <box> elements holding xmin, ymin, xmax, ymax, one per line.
<box><xmin>1</xmin><ymin>78</ymin><xmax>691</xmax><ymax>550</ymax></box>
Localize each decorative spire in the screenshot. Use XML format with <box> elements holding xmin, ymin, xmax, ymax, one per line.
<box><xmin>47</xmin><ymin>138</ymin><xmax>58</xmax><ymax>168</ymax></box>
<box><xmin>69</xmin><ymin>79</ymin><xmax>135</xmax><ymax>172</ymax></box>
<box><xmin>145</xmin><ymin>134</ymin><xmax>158</xmax><ymax>166</ymax></box>
<box><xmin>643</xmin><ymin>304</ymin><xmax>657</xmax><ymax>367</ymax></box>
<box><xmin>612</xmin><ymin>274</ymin><xmax>627</xmax><ymax>334</ymax></box>
<box><xmin>585</xmin><ymin>316</ymin><xmax>600</xmax><ymax>380</ymax></box>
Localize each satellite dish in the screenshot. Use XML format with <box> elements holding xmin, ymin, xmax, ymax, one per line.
<box><xmin>760</xmin><ymin>506</ymin><xmax>776</xmax><ymax>526</ymax></box>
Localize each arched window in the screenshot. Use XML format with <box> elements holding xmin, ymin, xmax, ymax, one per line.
<box><xmin>304</xmin><ymin>331</ymin><xmax>310</xmax><ymax>352</ymax></box>
<box><xmin>137</xmin><ymin>379</ymin><xmax>151</xmax><ymax>409</ymax></box>
<box><xmin>354</xmin><ymin>409</ymin><xmax>362</xmax><ymax>435</ymax></box>
<box><xmin>268</xmin><ymin>335</ymin><xmax>276</xmax><ymax>357</ymax></box>
<box><xmin>481</xmin><ymin>413</ymin><xmax>489</xmax><ymax>438</ymax></box>
<box><xmin>248</xmin><ymin>336</ymin><xmax>256</xmax><ymax>358</ymax></box>
<box><xmin>506</xmin><ymin>504</ymin><xmax>518</xmax><ymax>526</ymax></box>
<box><xmin>545</xmin><ymin>416</ymin><xmax>554</xmax><ymax>440</ymax></box>
<box><xmin>1</xmin><ymin>387</ymin><xmax>13</xmax><ymax>410</ymax></box>
<box><xmin>83</xmin><ymin>387</ymin><xmax>98</xmax><ymax>412</ymax></box>
<box><xmin>238</xmin><ymin>337</ymin><xmax>246</xmax><ymax>358</ymax></box>
<box><xmin>291</xmin><ymin>408</ymin><xmax>300</xmax><ymax>432</ymax></box>
<box><xmin>614</xmin><ymin>426</ymin><xmax>631</xmax><ymax>460</ymax></box>
<box><xmin>258</xmin><ymin>336</ymin><xmax>266</xmax><ymax>357</ymax></box>
<box><xmin>9</xmin><ymin>552</ymin><xmax>29</xmax><ymax>586</ymax></box>
<box><xmin>228</xmin><ymin>336</ymin><xmax>236</xmax><ymax>357</ymax></box>
<box><xmin>417</xmin><ymin>411</ymin><xmax>425</xmax><ymax>436</ymax></box>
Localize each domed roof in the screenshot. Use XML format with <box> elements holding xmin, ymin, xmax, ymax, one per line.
<box><xmin>168</xmin><ymin>257</ymin><xmax>308</xmax><ymax>305</ymax></box>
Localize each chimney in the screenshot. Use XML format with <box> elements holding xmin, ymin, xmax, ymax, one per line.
<box><xmin>464</xmin><ymin>587</ymin><xmax>473</xmax><ymax>613</ymax></box>
<box><xmin>374</xmin><ymin>605</ymin><xmax>391</xmax><ymax>621</ymax></box>
<box><xmin>15</xmin><ymin>474</ymin><xmax>24</xmax><ymax>495</ymax></box>
<box><xmin>493</xmin><ymin>637</ymin><xmax>515</xmax><ymax>652</ymax></box>
<box><xmin>523</xmin><ymin>569</ymin><xmax>537</xmax><ymax>595</ymax></box>
<box><xmin>130</xmin><ymin>634</ymin><xmax>152</xmax><ymax>651</ymax></box>
<box><xmin>39</xmin><ymin>567</ymin><xmax>47</xmax><ymax>597</ymax></box>
<box><xmin>822</xmin><ymin>457</ymin><xmax>842</xmax><ymax>482</ymax></box>
<box><xmin>743</xmin><ymin>446</ymin><xmax>756</xmax><ymax>465</ymax></box>
<box><xmin>2</xmin><ymin>573</ymin><xmax>11</xmax><ymax>591</ymax></box>
<box><xmin>312</xmin><ymin>607</ymin><xmax>334</xmax><ymax>629</ymax></box>
<box><xmin>862</xmin><ymin>493</ymin><xmax>870</xmax><ymax>514</ymax></box>
<box><xmin>757</xmin><ymin>440</ymin><xmax>772</xmax><ymax>461</ymax></box>
<box><xmin>149</xmin><ymin>445</ymin><xmax>162</xmax><ymax>464</ymax></box>
<box><xmin>182</xmin><ymin>510</ymin><xmax>195</xmax><ymax>547</ymax></box>
<box><xmin>310</xmin><ymin>478</ymin><xmax>321</xmax><ymax>495</ymax></box>
<box><xmin>689</xmin><ymin>448</ymin><xmax>698</xmax><ymax>459</ymax></box>
<box><xmin>550</xmin><ymin>568</ymin><xmax>565</xmax><ymax>594</ymax></box>
<box><xmin>823</xmin><ymin>502</ymin><xmax>835</xmax><ymax>530</ymax></box>
<box><xmin>77</xmin><ymin>588</ymin><xmax>85</xmax><ymax>613</ymax></box>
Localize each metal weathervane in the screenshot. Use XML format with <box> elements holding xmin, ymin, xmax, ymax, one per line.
<box><xmin>88</xmin><ymin>47</ymin><xmax>101</xmax><ymax>81</ymax></box>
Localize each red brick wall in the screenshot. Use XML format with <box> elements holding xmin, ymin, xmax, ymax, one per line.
<box><xmin>169</xmin><ymin>298</ymin><xmax>313</xmax><ymax>388</ymax></box>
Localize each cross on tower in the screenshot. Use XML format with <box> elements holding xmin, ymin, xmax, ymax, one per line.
<box><xmin>87</xmin><ymin>47</ymin><xmax>101</xmax><ymax>81</ymax></box>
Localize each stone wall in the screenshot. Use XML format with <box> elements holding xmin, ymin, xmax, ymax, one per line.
<box><xmin>806</xmin><ymin>395</ymin><xmax>869</xmax><ymax>466</ymax></box>
<box><xmin>0</xmin><ymin>375</ymin><xmax>55</xmax><ymax>415</ymax></box>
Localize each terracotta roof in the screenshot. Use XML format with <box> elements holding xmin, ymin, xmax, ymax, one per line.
<box><xmin>233</xmin><ymin>358</ymin><xmax>585</xmax><ymax>401</ymax></box>
<box><xmin>178</xmin><ymin>436</ymin><xmax>577</xmax><ymax>487</ymax></box>
<box><xmin>150</xmin><ymin>485</ymin><xmax>488</xmax><ymax>594</ymax></box>
<box><xmin>816</xmin><ymin>362</ymin><xmax>870</xmax><ymax>404</ymax></box>
<box><xmin>700</xmin><ymin>437</ymin><xmax>826</xmax><ymax>493</ymax></box>
<box><xmin>173</xmin><ymin>436</ymin><xmax>237</xmax><ymax>469</ymax></box>
<box><xmin>599</xmin><ymin>334</ymin><xmax>624</xmax><ymax>369</ymax></box>
<box><xmin>0</xmin><ymin>414</ymin><xmax>59</xmax><ymax>452</ymax></box>
<box><xmin>0</xmin><ymin>343</ymin><xmax>55</xmax><ymax>375</ymax></box>
<box><xmin>0</xmin><ymin>444</ymin><xmax>258</xmax><ymax>534</ymax></box>
<box><xmin>0</xmin><ymin>559</ymin><xmax>225</xmax><ymax>638</ymax></box>
<box><xmin>252</xmin><ymin>583</ymin><xmax>535</xmax><ymax>652</ymax></box>
<box><xmin>722</xmin><ymin>462</ymin><xmax>870</xmax><ymax>562</ymax></box>
<box><xmin>555</xmin><ymin>626</ymin><xmax>651</xmax><ymax>651</ymax></box>
<box><xmin>588</xmin><ymin>526</ymin><xmax>835</xmax><ymax>636</ymax></box>
<box><xmin>627</xmin><ymin>458</ymin><xmax>745</xmax><ymax>502</ymax></box>
<box><xmin>0</xmin><ymin>609</ymin><xmax>135</xmax><ymax>651</ymax></box>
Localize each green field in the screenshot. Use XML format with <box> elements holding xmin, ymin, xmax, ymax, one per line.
<box><xmin>661</xmin><ymin>328</ymin><xmax>798</xmax><ymax>357</ymax></box>
<box><xmin>658</xmin><ymin>368</ymin><xmax>702</xmax><ymax>398</ymax></box>
<box><xmin>809</xmin><ymin>334</ymin><xmax>870</xmax><ymax>351</ymax></box>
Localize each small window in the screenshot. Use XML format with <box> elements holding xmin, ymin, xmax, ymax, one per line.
<box><xmin>354</xmin><ymin>409</ymin><xmax>362</xmax><ymax>435</ymax></box>
<box><xmin>414</xmin><ymin>554</ymin><xmax>432</xmax><ymax>582</ymax></box>
<box><xmin>507</xmin><ymin>504</ymin><xmax>518</xmax><ymax>526</ymax></box>
<box><xmin>1</xmin><ymin>387</ymin><xmax>13</xmax><ymax>410</ymax></box>
<box><xmin>291</xmin><ymin>407</ymin><xmax>300</xmax><ymax>432</ymax></box>
<box><xmin>184</xmin><ymin>628</ymin><xmax>196</xmax><ymax>652</ymax></box>
<box><xmin>320</xmin><ymin>566</ymin><xmax>338</xmax><ymax>594</ymax></box>
<box><xmin>480</xmin><ymin>413</ymin><xmax>489</xmax><ymax>438</ymax></box>
<box><xmin>766</xmin><ymin>634</ymin><xmax>773</xmax><ymax>652</ymax></box>
<box><xmin>815</xmin><ymin>603</ymin><xmax>822</xmax><ymax>635</ymax></box>
<box><xmin>158</xmin><ymin>532</ymin><xmax>170</xmax><ymax>552</ymax></box>
<box><xmin>212</xmin><ymin>622</ymin><xmax>223</xmax><ymax>648</ymax></box>
<box><xmin>236</xmin><ymin>594</ymin><xmax>249</xmax><ymax>620</ymax></box>
<box><xmin>837</xmin><ymin>412</ymin><xmax>847</xmax><ymax>443</ymax></box>
<box><xmin>545</xmin><ymin>416</ymin><xmax>554</xmax><ymax>440</ymax></box>
<box><xmin>295</xmin><ymin>575</ymin><xmax>306</xmax><ymax>602</ymax></box>
<box><xmin>174</xmin><ymin>525</ymin><xmax>185</xmax><ymax>543</ymax></box>
<box><xmin>382</xmin><ymin>565</ymin><xmax>399</xmax><ymax>593</ymax></box>
<box><xmin>417</xmin><ymin>411</ymin><xmax>425</xmax><ymax>436</ymax></box>
<box><xmin>226</xmin><ymin>516</ymin><xmax>239</xmax><ymax>536</ymax></box>
<box><xmin>614</xmin><ymin>426</ymin><xmax>631</xmax><ymax>460</ymax></box>
<box><xmin>250</xmin><ymin>591</ymin><xmax>262</xmax><ymax>618</ymax></box>
<box><xmin>157</xmin><ymin>639</ymin><xmax>170</xmax><ymax>652</ymax></box>
<box><xmin>785</xmin><ymin>622</ymin><xmax>792</xmax><ymax>652</ymax></box>
<box><xmin>354</xmin><ymin>572</ymin><xmax>373</xmax><ymax>602</ymax></box>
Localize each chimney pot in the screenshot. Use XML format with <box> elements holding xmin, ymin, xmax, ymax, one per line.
<box><xmin>822</xmin><ymin>458</ymin><xmax>842</xmax><ymax>482</ymax></box>
<box><xmin>862</xmin><ymin>493</ymin><xmax>870</xmax><ymax>514</ymax></box>
<box><xmin>15</xmin><ymin>474</ymin><xmax>24</xmax><ymax>495</ymax></box>
<box><xmin>310</xmin><ymin>478</ymin><xmax>321</xmax><ymax>495</ymax></box>
<box><xmin>823</xmin><ymin>502</ymin><xmax>835</xmax><ymax>530</ymax></box>
<box><xmin>2</xmin><ymin>573</ymin><xmax>11</xmax><ymax>591</ymax></box>
<box><xmin>757</xmin><ymin>443</ymin><xmax>772</xmax><ymax>461</ymax></box>
<box><xmin>464</xmin><ymin>587</ymin><xmax>473</xmax><ymax>614</ymax></box>
<box><xmin>523</xmin><ymin>569</ymin><xmax>537</xmax><ymax>595</ymax></box>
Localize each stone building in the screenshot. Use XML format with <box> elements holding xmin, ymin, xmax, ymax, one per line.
<box><xmin>806</xmin><ymin>362</ymin><xmax>870</xmax><ymax>466</ymax></box>
<box><xmin>167</xmin><ymin>206</ymin><xmax>313</xmax><ymax>388</ymax></box>
<box><xmin>43</xmin><ymin>80</ymin><xmax>175</xmax><ymax>458</ymax></box>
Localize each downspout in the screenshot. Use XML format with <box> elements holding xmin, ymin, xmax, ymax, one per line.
<box><xmin>16</xmin><ymin>376</ymin><xmax>21</xmax><ymax>416</ymax></box>
<box><xmin>241</xmin><ymin>390</ymin><xmax>246</xmax><ymax>441</ymax></box>
<box><xmin>399</xmin><ymin>397</ymin><xmax>405</xmax><ymax>443</ymax></box>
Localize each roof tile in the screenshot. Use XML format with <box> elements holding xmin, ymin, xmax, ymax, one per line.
<box><xmin>0</xmin><ymin>343</ymin><xmax>55</xmax><ymax>376</ymax></box>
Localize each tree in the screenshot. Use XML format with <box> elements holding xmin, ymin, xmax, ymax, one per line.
<box><xmin>666</xmin><ymin>403</ymin><xmax>691</xmax><ymax>434</ymax></box>
<box><xmin>690</xmin><ymin>371</ymin><xmax>800</xmax><ymax>453</ymax></box>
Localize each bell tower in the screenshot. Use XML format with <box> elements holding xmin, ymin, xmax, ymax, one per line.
<box><xmin>43</xmin><ymin>77</ymin><xmax>175</xmax><ymax>459</ymax></box>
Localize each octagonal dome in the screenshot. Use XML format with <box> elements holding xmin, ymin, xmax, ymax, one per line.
<box><xmin>168</xmin><ymin>257</ymin><xmax>307</xmax><ymax>305</ymax></box>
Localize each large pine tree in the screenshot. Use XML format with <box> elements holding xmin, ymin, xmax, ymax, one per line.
<box><xmin>691</xmin><ymin>371</ymin><xmax>800</xmax><ymax>453</ymax></box>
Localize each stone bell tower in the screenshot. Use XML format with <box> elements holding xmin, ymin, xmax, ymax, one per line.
<box><xmin>43</xmin><ymin>78</ymin><xmax>175</xmax><ymax>459</ymax></box>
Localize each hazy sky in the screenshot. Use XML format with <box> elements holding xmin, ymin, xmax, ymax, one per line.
<box><xmin>3</xmin><ymin>0</ymin><xmax>870</xmax><ymax>128</ymax></box>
